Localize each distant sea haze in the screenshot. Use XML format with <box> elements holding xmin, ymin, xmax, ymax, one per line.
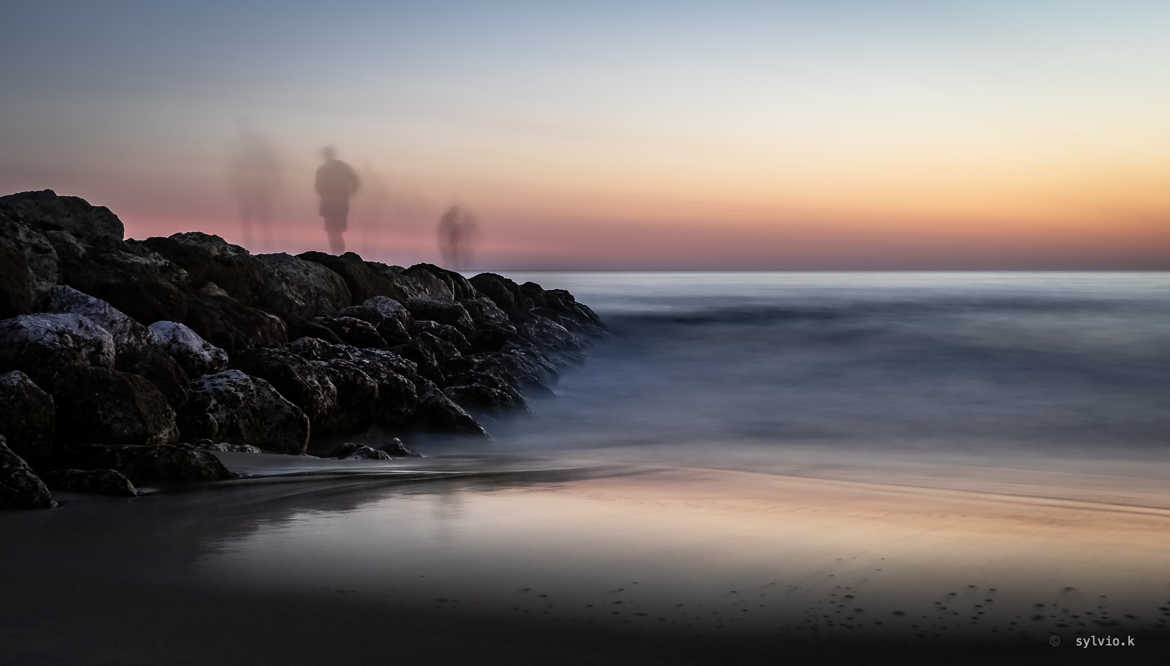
<box><xmin>490</xmin><ymin>272</ymin><xmax>1170</xmax><ymax>453</ymax></box>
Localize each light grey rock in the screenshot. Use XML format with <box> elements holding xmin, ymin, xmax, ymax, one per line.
<box><xmin>147</xmin><ymin>321</ymin><xmax>229</xmax><ymax>377</ymax></box>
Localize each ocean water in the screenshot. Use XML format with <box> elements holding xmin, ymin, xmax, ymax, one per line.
<box><xmin>491</xmin><ymin>272</ymin><xmax>1170</xmax><ymax>454</ymax></box>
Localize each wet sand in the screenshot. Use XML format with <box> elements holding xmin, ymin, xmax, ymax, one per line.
<box><xmin>2</xmin><ymin>450</ymin><xmax>1169</xmax><ymax>665</ymax></box>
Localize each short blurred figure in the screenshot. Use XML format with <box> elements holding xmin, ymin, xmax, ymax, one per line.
<box><xmin>315</xmin><ymin>146</ymin><xmax>360</xmax><ymax>254</ymax></box>
<box><xmin>438</xmin><ymin>204</ymin><xmax>477</xmax><ymax>270</ymax></box>
<box><xmin>229</xmin><ymin>125</ymin><xmax>281</xmax><ymax>250</ymax></box>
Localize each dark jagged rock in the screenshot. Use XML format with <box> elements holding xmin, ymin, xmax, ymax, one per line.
<box><xmin>185</xmin><ymin>283</ymin><xmax>287</xmax><ymax>354</ymax></box>
<box><xmin>288</xmin><ymin>338</ymin><xmax>420</xmax><ymax>428</ymax></box>
<box><xmin>0</xmin><ymin>190</ymin><xmax>123</xmax><ymax>247</ymax></box>
<box><xmin>232</xmin><ymin>347</ymin><xmax>338</xmax><ymax>426</ymax></box>
<box><xmin>44</xmin><ymin>285</ymin><xmax>149</xmax><ymax>355</ymax></box>
<box><xmin>179</xmin><ymin>369</ymin><xmax>310</xmax><ymax>454</ymax></box>
<box><xmin>115</xmin><ymin>345</ymin><xmax>190</xmax><ymax>408</ymax></box>
<box><xmin>339</xmin><ymin>296</ymin><xmax>414</xmax><ymax>345</ymax></box>
<box><xmin>0</xmin><ymin>211</ymin><xmax>58</xmax><ymax>317</ymax></box>
<box><xmin>255</xmin><ymin>253</ymin><xmax>352</xmax><ymax>321</ymax></box>
<box><xmin>286</xmin><ymin>316</ymin><xmax>344</xmax><ymax>344</ymax></box>
<box><xmin>297</xmin><ymin>251</ymin><xmax>397</xmax><ymax>303</ymax></box>
<box><xmin>52</xmin><ymin>366</ymin><xmax>179</xmax><ymax>446</ymax></box>
<box><xmin>312</xmin><ymin>358</ymin><xmax>378</xmax><ymax>436</ymax></box>
<box><xmin>459</xmin><ymin>296</ymin><xmax>517</xmax><ymax>351</ymax></box>
<box><xmin>469</xmin><ymin>272</ymin><xmax>532</xmax><ymax>322</ymax></box>
<box><xmin>405</xmin><ymin>298</ymin><xmax>476</xmax><ymax>334</ymax></box>
<box><xmin>314</xmin><ymin>315</ymin><xmax>386</xmax><ymax>348</ymax></box>
<box><xmin>143</xmin><ymin>232</ymin><xmax>266</xmax><ymax>305</ymax></box>
<box><xmin>0</xmin><ymin>435</ymin><xmax>55</xmax><ymax>509</ymax></box>
<box><xmin>43</xmin><ymin>468</ymin><xmax>137</xmax><ymax>497</ymax></box>
<box><xmin>331</xmin><ymin>442</ymin><xmax>392</xmax><ymax>461</ymax></box>
<box><xmin>413</xmin><ymin>320</ymin><xmax>471</xmax><ymax>352</ymax></box>
<box><xmin>414</xmin><ymin>383</ymin><xmax>487</xmax><ymax>437</ymax></box>
<box><xmin>192</xmin><ymin>439</ymin><xmax>262</xmax><ymax>454</ymax></box>
<box><xmin>404</xmin><ymin>263</ymin><xmax>477</xmax><ymax>300</ymax></box>
<box><xmin>0</xmin><ymin>313</ymin><xmax>116</xmax><ymax>385</ymax></box>
<box><xmin>119</xmin><ymin>443</ymin><xmax>235</xmax><ymax>484</ymax></box>
<box><xmin>146</xmin><ymin>321</ymin><xmax>229</xmax><ymax>378</ymax></box>
<box><xmin>444</xmin><ymin>383</ymin><xmax>527</xmax><ymax>416</ymax></box>
<box><xmin>0</xmin><ymin>370</ymin><xmax>56</xmax><ymax>462</ymax></box>
<box><xmin>56</xmin><ymin>238</ymin><xmax>191</xmax><ymax>324</ymax></box>
<box><xmin>377</xmin><ymin>437</ymin><xmax>417</xmax><ymax>457</ymax></box>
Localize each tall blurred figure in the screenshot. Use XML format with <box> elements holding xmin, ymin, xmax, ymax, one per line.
<box><xmin>438</xmin><ymin>205</ymin><xmax>477</xmax><ymax>270</ymax></box>
<box><xmin>229</xmin><ymin>124</ymin><xmax>281</xmax><ymax>251</ymax></box>
<box><xmin>315</xmin><ymin>146</ymin><xmax>360</xmax><ymax>254</ymax></box>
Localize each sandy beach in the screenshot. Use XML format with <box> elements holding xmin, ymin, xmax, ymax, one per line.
<box><xmin>3</xmin><ymin>449</ymin><xmax>1168</xmax><ymax>665</ymax></box>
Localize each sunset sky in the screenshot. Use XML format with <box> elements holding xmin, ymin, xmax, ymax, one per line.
<box><xmin>2</xmin><ymin>1</ymin><xmax>1168</xmax><ymax>269</ymax></box>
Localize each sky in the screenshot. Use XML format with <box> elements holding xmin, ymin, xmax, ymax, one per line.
<box><xmin>1</xmin><ymin>0</ymin><xmax>1168</xmax><ymax>269</ymax></box>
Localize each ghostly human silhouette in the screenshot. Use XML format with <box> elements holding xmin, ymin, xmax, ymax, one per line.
<box><xmin>229</xmin><ymin>125</ymin><xmax>281</xmax><ymax>250</ymax></box>
<box><xmin>315</xmin><ymin>146</ymin><xmax>360</xmax><ymax>254</ymax></box>
<box><xmin>438</xmin><ymin>204</ymin><xmax>477</xmax><ymax>270</ymax></box>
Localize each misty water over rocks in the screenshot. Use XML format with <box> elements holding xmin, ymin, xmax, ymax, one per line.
<box><xmin>491</xmin><ymin>271</ymin><xmax>1170</xmax><ymax>456</ymax></box>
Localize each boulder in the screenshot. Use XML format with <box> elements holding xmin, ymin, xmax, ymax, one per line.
<box><xmin>331</xmin><ymin>442</ymin><xmax>392</xmax><ymax>461</ymax></box>
<box><xmin>192</xmin><ymin>440</ymin><xmax>262</xmax><ymax>454</ymax></box>
<box><xmin>143</xmin><ymin>232</ymin><xmax>266</xmax><ymax>305</ymax></box>
<box><xmin>403</xmin><ymin>263</ymin><xmax>476</xmax><ymax>300</ymax></box>
<box><xmin>119</xmin><ymin>444</ymin><xmax>234</xmax><ymax>484</ymax></box>
<box><xmin>377</xmin><ymin>437</ymin><xmax>417</xmax><ymax>457</ymax></box>
<box><xmin>45</xmin><ymin>285</ymin><xmax>149</xmax><ymax>354</ymax></box>
<box><xmin>232</xmin><ymin>347</ymin><xmax>338</xmax><ymax>425</ymax></box>
<box><xmin>147</xmin><ymin>321</ymin><xmax>229</xmax><ymax>377</ymax></box>
<box><xmin>469</xmin><ymin>272</ymin><xmax>532</xmax><ymax>322</ymax></box>
<box><xmin>444</xmin><ymin>383</ymin><xmax>527</xmax><ymax>416</ymax></box>
<box><xmin>414</xmin><ymin>384</ymin><xmax>487</xmax><ymax>437</ymax></box>
<box><xmin>0</xmin><ymin>435</ymin><xmax>55</xmax><ymax>509</ymax></box>
<box><xmin>0</xmin><ymin>313</ymin><xmax>116</xmax><ymax>385</ymax></box>
<box><xmin>0</xmin><ymin>370</ymin><xmax>56</xmax><ymax>461</ymax></box>
<box><xmin>56</xmin><ymin>240</ymin><xmax>191</xmax><ymax>324</ymax></box>
<box><xmin>312</xmin><ymin>358</ymin><xmax>379</xmax><ymax>436</ymax></box>
<box><xmin>405</xmin><ymin>298</ymin><xmax>475</xmax><ymax>334</ymax></box>
<box><xmin>0</xmin><ymin>213</ymin><xmax>58</xmax><ymax>317</ymax></box>
<box><xmin>254</xmin><ymin>253</ymin><xmax>352</xmax><ymax>321</ymax></box>
<box><xmin>288</xmin><ymin>339</ymin><xmax>419</xmax><ymax>427</ymax></box>
<box><xmin>185</xmin><ymin>283</ymin><xmax>288</xmax><ymax>353</ymax></box>
<box><xmin>339</xmin><ymin>296</ymin><xmax>414</xmax><ymax>345</ymax></box>
<box><xmin>43</xmin><ymin>469</ymin><xmax>137</xmax><ymax>497</ymax></box>
<box><xmin>52</xmin><ymin>366</ymin><xmax>179</xmax><ymax>446</ymax></box>
<box><xmin>297</xmin><ymin>252</ymin><xmax>402</xmax><ymax>303</ymax></box>
<box><xmin>313</xmin><ymin>315</ymin><xmax>386</xmax><ymax>348</ymax></box>
<box><xmin>459</xmin><ymin>296</ymin><xmax>517</xmax><ymax>351</ymax></box>
<box><xmin>179</xmin><ymin>370</ymin><xmax>309</xmax><ymax>454</ymax></box>
<box><xmin>115</xmin><ymin>345</ymin><xmax>190</xmax><ymax>408</ymax></box>
<box><xmin>413</xmin><ymin>320</ymin><xmax>471</xmax><ymax>352</ymax></box>
<box><xmin>365</xmin><ymin>261</ymin><xmax>451</xmax><ymax>301</ymax></box>
<box><xmin>0</xmin><ymin>190</ymin><xmax>123</xmax><ymax>247</ymax></box>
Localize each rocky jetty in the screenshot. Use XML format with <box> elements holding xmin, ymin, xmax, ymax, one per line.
<box><xmin>0</xmin><ymin>190</ymin><xmax>603</xmax><ymax>508</ymax></box>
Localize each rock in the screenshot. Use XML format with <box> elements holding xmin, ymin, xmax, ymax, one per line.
<box><xmin>312</xmin><ymin>359</ymin><xmax>378</xmax><ymax>436</ymax></box>
<box><xmin>52</xmin><ymin>366</ymin><xmax>179</xmax><ymax>446</ymax></box>
<box><xmin>117</xmin><ymin>444</ymin><xmax>234</xmax><ymax>484</ymax></box>
<box><xmin>393</xmin><ymin>335</ymin><xmax>446</xmax><ymax>383</ymax></box>
<box><xmin>0</xmin><ymin>313</ymin><xmax>116</xmax><ymax>385</ymax></box>
<box><xmin>365</xmin><ymin>261</ymin><xmax>451</xmax><ymax>301</ymax></box>
<box><xmin>444</xmin><ymin>383</ymin><xmax>527</xmax><ymax>415</ymax></box>
<box><xmin>339</xmin><ymin>296</ymin><xmax>414</xmax><ymax>345</ymax></box>
<box><xmin>469</xmin><ymin>272</ymin><xmax>532</xmax><ymax>322</ymax></box>
<box><xmin>314</xmin><ymin>315</ymin><xmax>386</xmax><ymax>348</ymax></box>
<box><xmin>0</xmin><ymin>190</ymin><xmax>123</xmax><ymax>247</ymax></box>
<box><xmin>288</xmin><ymin>338</ymin><xmax>419</xmax><ymax>427</ymax></box>
<box><xmin>459</xmin><ymin>296</ymin><xmax>517</xmax><ymax>351</ymax></box>
<box><xmin>331</xmin><ymin>442</ymin><xmax>392</xmax><ymax>461</ymax></box>
<box><xmin>0</xmin><ymin>435</ymin><xmax>55</xmax><ymax>509</ymax></box>
<box><xmin>57</xmin><ymin>240</ymin><xmax>191</xmax><ymax>324</ymax></box>
<box><xmin>519</xmin><ymin>314</ymin><xmax>585</xmax><ymax>353</ymax></box>
<box><xmin>403</xmin><ymin>263</ymin><xmax>476</xmax><ymax>300</ymax></box>
<box><xmin>191</xmin><ymin>440</ymin><xmax>262</xmax><ymax>454</ymax></box>
<box><xmin>297</xmin><ymin>251</ymin><xmax>402</xmax><ymax>303</ymax></box>
<box><xmin>147</xmin><ymin>321</ymin><xmax>229</xmax><ymax>377</ymax></box>
<box><xmin>0</xmin><ymin>370</ymin><xmax>56</xmax><ymax>461</ymax></box>
<box><xmin>405</xmin><ymin>298</ymin><xmax>475</xmax><ymax>334</ymax></box>
<box><xmin>179</xmin><ymin>370</ymin><xmax>309</xmax><ymax>454</ymax></box>
<box><xmin>45</xmin><ymin>285</ymin><xmax>149</xmax><ymax>354</ymax></box>
<box><xmin>0</xmin><ymin>213</ymin><xmax>58</xmax><ymax>317</ymax></box>
<box><xmin>143</xmin><ymin>232</ymin><xmax>266</xmax><ymax>305</ymax></box>
<box><xmin>254</xmin><ymin>253</ymin><xmax>352</xmax><ymax>321</ymax></box>
<box><xmin>413</xmin><ymin>320</ymin><xmax>471</xmax><ymax>352</ymax></box>
<box><xmin>414</xmin><ymin>384</ymin><xmax>487</xmax><ymax>437</ymax></box>
<box><xmin>43</xmin><ymin>469</ymin><xmax>137</xmax><ymax>497</ymax></box>
<box><xmin>184</xmin><ymin>283</ymin><xmax>288</xmax><ymax>354</ymax></box>
<box><xmin>232</xmin><ymin>347</ymin><xmax>338</xmax><ymax>425</ymax></box>
<box><xmin>115</xmin><ymin>345</ymin><xmax>190</xmax><ymax>408</ymax></box>
<box><xmin>286</xmin><ymin>317</ymin><xmax>344</xmax><ymax>344</ymax></box>
<box><xmin>376</xmin><ymin>437</ymin><xmax>417</xmax><ymax>457</ymax></box>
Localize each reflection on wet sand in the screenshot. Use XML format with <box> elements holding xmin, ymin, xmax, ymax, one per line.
<box><xmin>2</xmin><ymin>455</ymin><xmax>1168</xmax><ymax>664</ymax></box>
